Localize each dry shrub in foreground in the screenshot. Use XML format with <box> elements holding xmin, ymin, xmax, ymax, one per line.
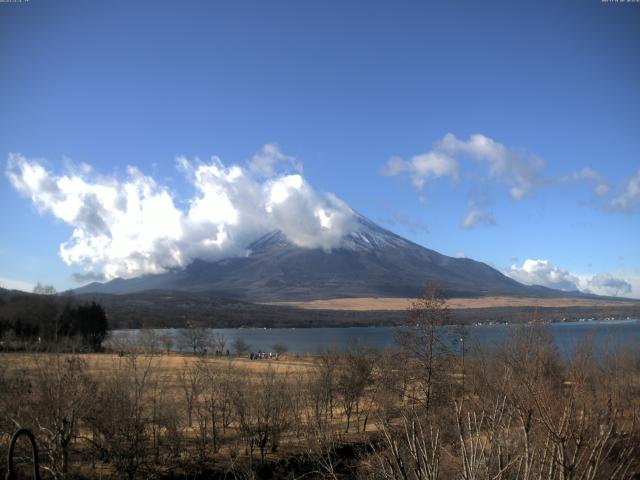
<box><xmin>366</xmin><ymin>322</ymin><xmax>639</xmax><ymax>480</ymax></box>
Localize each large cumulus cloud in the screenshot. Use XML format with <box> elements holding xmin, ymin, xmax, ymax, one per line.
<box><xmin>583</xmin><ymin>273</ymin><xmax>632</xmax><ymax>297</ymax></box>
<box><xmin>506</xmin><ymin>258</ymin><xmax>635</xmax><ymax>297</ymax></box>
<box><xmin>506</xmin><ymin>259</ymin><xmax>580</xmax><ymax>291</ymax></box>
<box><xmin>6</xmin><ymin>146</ymin><xmax>356</xmax><ymax>281</ymax></box>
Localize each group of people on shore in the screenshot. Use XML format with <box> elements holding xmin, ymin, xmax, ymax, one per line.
<box><xmin>249</xmin><ymin>350</ymin><xmax>276</xmax><ymax>360</ymax></box>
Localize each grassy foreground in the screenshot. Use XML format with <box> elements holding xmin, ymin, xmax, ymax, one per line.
<box><xmin>1</xmin><ymin>322</ymin><xmax>639</xmax><ymax>479</ymax></box>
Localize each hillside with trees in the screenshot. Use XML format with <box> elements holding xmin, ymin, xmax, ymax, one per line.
<box><xmin>0</xmin><ymin>286</ymin><xmax>109</xmax><ymax>351</ymax></box>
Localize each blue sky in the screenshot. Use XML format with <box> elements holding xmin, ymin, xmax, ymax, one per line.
<box><xmin>1</xmin><ymin>0</ymin><xmax>639</xmax><ymax>297</ymax></box>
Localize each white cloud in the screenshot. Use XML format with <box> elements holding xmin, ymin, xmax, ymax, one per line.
<box><xmin>248</xmin><ymin>143</ymin><xmax>302</xmax><ymax>177</ymax></box>
<box><xmin>610</xmin><ymin>168</ymin><xmax>640</xmax><ymax>213</ymax></box>
<box><xmin>581</xmin><ymin>273</ymin><xmax>632</xmax><ymax>297</ymax></box>
<box><xmin>437</xmin><ymin>133</ymin><xmax>545</xmax><ymax>200</ymax></box>
<box><xmin>6</xmin><ymin>147</ymin><xmax>356</xmax><ymax>281</ymax></box>
<box><xmin>568</xmin><ymin>167</ymin><xmax>610</xmax><ymax>197</ymax></box>
<box><xmin>382</xmin><ymin>152</ymin><xmax>459</xmax><ymax>188</ymax></box>
<box><xmin>506</xmin><ymin>259</ymin><xmax>580</xmax><ymax>291</ymax></box>
<box><xmin>506</xmin><ymin>259</ymin><xmax>637</xmax><ymax>298</ymax></box>
<box><xmin>384</xmin><ymin>133</ymin><xmax>545</xmax><ymax>201</ymax></box>
<box><xmin>461</xmin><ymin>210</ymin><xmax>496</xmax><ymax>229</ymax></box>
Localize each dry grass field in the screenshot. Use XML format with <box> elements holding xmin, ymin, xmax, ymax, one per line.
<box><xmin>2</xmin><ymin>332</ymin><xmax>639</xmax><ymax>480</ymax></box>
<box><xmin>1</xmin><ymin>351</ymin><xmax>318</xmax><ymax>380</ymax></box>
<box><xmin>3</xmin><ymin>349</ymin><xmax>410</xmax><ymax>475</ymax></box>
<box><xmin>266</xmin><ymin>295</ymin><xmax>640</xmax><ymax>311</ymax></box>
<box><xmin>1</xmin><ymin>351</ymin><xmax>349</xmax><ymax>477</ymax></box>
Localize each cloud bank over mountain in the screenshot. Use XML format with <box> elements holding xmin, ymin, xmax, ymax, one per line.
<box><xmin>6</xmin><ymin>146</ymin><xmax>356</xmax><ymax>281</ymax></box>
<box><xmin>5</xmin><ymin>142</ymin><xmax>637</xmax><ymax>298</ymax></box>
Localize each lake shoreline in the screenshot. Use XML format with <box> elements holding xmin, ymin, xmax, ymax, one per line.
<box><xmin>108</xmin><ymin>319</ymin><xmax>640</xmax><ymax>358</ymax></box>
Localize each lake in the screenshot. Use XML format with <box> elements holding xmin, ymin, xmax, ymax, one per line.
<box><xmin>109</xmin><ymin>319</ymin><xmax>640</xmax><ymax>358</ymax></box>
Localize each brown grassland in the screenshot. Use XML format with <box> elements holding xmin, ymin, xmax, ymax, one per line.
<box><xmin>1</xmin><ymin>292</ymin><xmax>639</xmax><ymax>479</ymax></box>
<box><xmin>265</xmin><ymin>296</ymin><xmax>640</xmax><ymax>311</ymax></box>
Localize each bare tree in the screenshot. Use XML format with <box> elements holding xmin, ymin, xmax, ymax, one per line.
<box><xmin>84</xmin><ymin>354</ymin><xmax>155</xmax><ymax>479</ymax></box>
<box><xmin>370</xmin><ymin>409</ymin><xmax>441</xmax><ymax>480</ymax></box>
<box><xmin>315</xmin><ymin>346</ymin><xmax>339</xmax><ymax>424</ymax></box>
<box><xmin>178</xmin><ymin>360</ymin><xmax>201</xmax><ymax>428</ymax></box>
<box><xmin>211</xmin><ymin>332</ymin><xmax>226</xmax><ymax>355</ymax></box>
<box><xmin>336</xmin><ymin>343</ymin><xmax>374</xmax><ymax>433</ymax></box>
<box><xmin>194</xmin><ymin>358</ymin><xmax>234</xmax><ymax>454</ymax></box>
<box><xmin>232</xmin><ymin>367</ymin><xmax>292</xmax><ymax>465</ymax></box>
<box><xmin>373</xmin><ymin>349</ymin><xmax>411</xmax><ymax>422</ymax></box>
<box><xmin>159</xmin><ymin>335</ymin><xmax>174</xmax><ymax>355</ymax></box>
<box><xmin>463</xmin><ymin>323</ymin><xmax>640</xmax><ymax>480</ymax></box>
<box><xmin>139</xmin><ymin>329</ymin><xmax>161</xmax><ymax>355</ymax></box>
<box><xmin>303</xmin><ymin>423</ymin><xmax>342</xmax><ymax>480</ymax></box>
<box><xmin>395</xmin><ymin>286</ymin><xmax>450</xmax><ymax>412</ymax></box>
<box><xmin>33</xmin><ymin>282</ymin><xmax>57</xmax><ymax>295</ymax></box>
<box><xmin>179</xmin><ymin>322</ymin><xmax>212</xmax><ymax>355</ymax></box>
<box><xmin>232</xmin><ymin>338</ymin><xmax>250</xmax><ymax>356</ymax></box>
<box><xmin>21</xmin><ymin>356</ymin><xmax>93</xmax><ymax>479</ymax></box>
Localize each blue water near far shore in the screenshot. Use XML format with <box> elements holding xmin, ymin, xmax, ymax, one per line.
<box><xmin>110</xmin><ymin>319</ymin><xmax>640</xmax><ymax>358</ymax></box>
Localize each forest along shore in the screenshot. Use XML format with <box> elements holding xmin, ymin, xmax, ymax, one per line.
<box><xmin>78</xmin><ymin>290</ymin><xmax>640</xmax><ymax>328</ymax></box>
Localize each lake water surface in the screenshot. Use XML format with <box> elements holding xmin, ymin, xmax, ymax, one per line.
<box><xmin>110</xmin><ymin>319</ymin><xmax>640</xmax><ymax>358</ymax></box>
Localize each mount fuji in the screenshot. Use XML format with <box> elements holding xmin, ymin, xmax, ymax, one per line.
<box><xmin>74</xmin><ymin>214</ymin><xmax>584</xmax><ymax>301</ymax></box>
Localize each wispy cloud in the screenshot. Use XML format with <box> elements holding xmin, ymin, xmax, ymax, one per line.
<box><xmin>461</xmin><ymin>210</ymin><xmax>496</xmax><ymax>229</ymax></box>
<box><xmin>610</xmin><ymin>168</ymin><xmax>640</xmax><ymax>214</ymax></box>
<box><xmin>382</xmin><ymin>151</ymin><xmax>459</xmax><ymax>188</ymax></box>
<box><xmin>380</xmin><ymin>212</ymin><xmax>430</xmax><ymax>235</ymax></box>
<box><xmin>248</xmin><ymin>143</ymin><xmax>302</xmax><ymax>177</ymax></box>
<box><xmin>567</xmin><ymin>167</ymin><xmax>610</xmax><ymax>197</ymax></box>
<box><xmin>384</xmin><ymin>133</ymin><xmax>546</xmax><ymax>200</ymax></box>
<box><xmin>71</xmin><ymin>271</ymin><xmax>107</xmax><ymax>283</ymax></box>
<box><xmin>383</xmin><ymin>134</ymin><xmax>640</xmax><ymax>225</ymax></box>
<box><xmin>437</xmin><ymin>133</ymin><xmax>546</xmax><ymax>200</ymax></box>
<box><xmin>6</xmin><ymin>147</ymin><xmax>356</xmax><ymax>281</ymax></box>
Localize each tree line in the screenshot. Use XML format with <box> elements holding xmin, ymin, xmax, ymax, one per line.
<box><xmin>0</xmin><ymin>284</ymin><xmax>109</xmax><ymax>352</ymax></box>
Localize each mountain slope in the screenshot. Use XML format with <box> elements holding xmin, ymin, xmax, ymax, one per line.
<box><xmin>74</xmin><ymin>214</ymin><xmax>587</xmax><ymax>301</ymax></box>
